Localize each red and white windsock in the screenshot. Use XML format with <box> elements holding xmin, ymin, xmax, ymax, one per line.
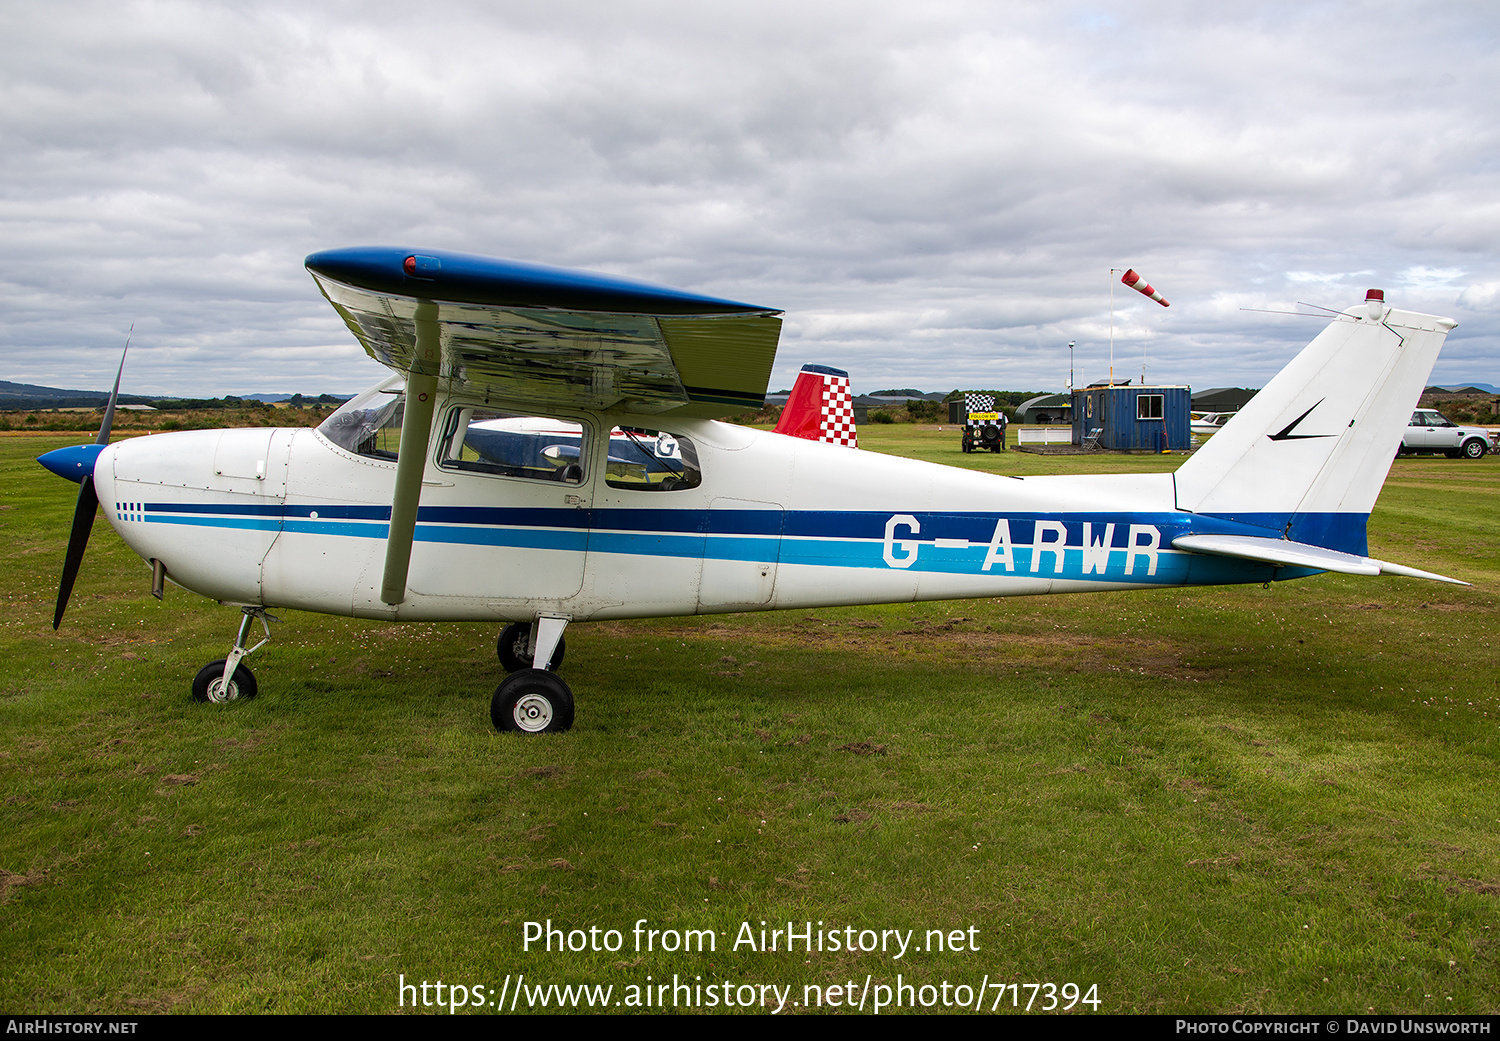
<box><xmin>1121</xmin><ymin>268</ymin><xmax>1170</xmax><ymax>307</ymax></box>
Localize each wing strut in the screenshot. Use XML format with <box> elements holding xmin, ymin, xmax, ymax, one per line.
<box><xmin>381</xmin><ymin>301</ymin><xmax>441</xmax><ymax>606</ymax></box>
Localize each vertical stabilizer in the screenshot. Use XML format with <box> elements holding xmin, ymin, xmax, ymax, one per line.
<box><xmin>1174</xmin><ymin>292</ymin><xmax>1456</xmax><ymax>554</ymax></box>
<box><xmin>773</xmin><ymin>364</ymin><xmax>858</xmax><ymax>447</ymax></box>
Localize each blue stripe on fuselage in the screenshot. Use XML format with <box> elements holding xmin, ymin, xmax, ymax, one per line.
<box><xmin>1199</xmin><ymin>512</ymin><xmax>1369</xmax><ymax>556</ymax></box>
<box><xmin>134</xmin><ymin>502</ymin><xmax>1354</xmax><ymax>584</ymax></box>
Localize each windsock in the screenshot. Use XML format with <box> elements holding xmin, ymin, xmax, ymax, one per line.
<box><xmin>1121</xmin><ymin>268</ymin><xmax>1169</xmax><ymax>307</ymax></box>
<box><xmin>773</xmin><ymin>364</ymin><xmax>858</xmax><ymax>448</ymax></box>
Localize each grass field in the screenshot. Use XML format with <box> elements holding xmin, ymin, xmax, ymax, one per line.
<box><xmin>1</xmin><ymin>428</ymin><xmax>1497</xmax><ymax>1015</ymax></box>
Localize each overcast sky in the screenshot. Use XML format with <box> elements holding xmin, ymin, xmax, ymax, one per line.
<box><xmin>3</xmin><ymin>0</ymin><xmax>1498</xmax><ymax>398</ymax></box>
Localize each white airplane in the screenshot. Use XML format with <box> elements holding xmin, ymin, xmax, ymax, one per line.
<box><xmin>1190</xmin><ymin>411</ymin><xmax>1237</xmax><ymax>436</ymax></box>
<box><xmin>39</xmin><ymin>249</ymin><xmax>1466</xmax><ymax>734</ymax></box>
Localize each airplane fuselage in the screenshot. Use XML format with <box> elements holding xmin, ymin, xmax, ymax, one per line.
<box><xmin>92</xmin><ymin>394</ymin><xmax>1304</xmax><ymax>625</ymax></box>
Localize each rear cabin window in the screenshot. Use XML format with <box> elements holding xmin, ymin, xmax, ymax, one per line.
<box><xmin>605</xmin><ymin>428</ymin><xmax>702</xmax><ymax>492</ymax></box>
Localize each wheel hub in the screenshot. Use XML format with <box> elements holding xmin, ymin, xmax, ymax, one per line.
<box><xmin>207</xmin><ymin>678</ymin><xmax>238</xmax><ymax>704</ymax></box>
<box><xmin>512</xmin><ymin>693</ymin><xmax>554</xmax><ymax>732</ymax></box>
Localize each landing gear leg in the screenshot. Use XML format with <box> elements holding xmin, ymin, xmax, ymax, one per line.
<box><xmin>492</xmin><ymin>615</ymin><xmax>574</xmax><ymax>733</ymax></box>
<box><xmin>497</xmin><ymin>619</ymin><xmax>567</xmax><ymax>673</ymax></box>
<box><xmin>192</xmin><ymin>607</ymin><xmax>276</xmax><ymax>703</ymax></box>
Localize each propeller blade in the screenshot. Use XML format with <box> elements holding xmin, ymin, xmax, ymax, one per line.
<box><xmin>47</xmin><ymin>329</ymin><xmax>131</xmax><ymax>630</ymax></box>
<box><xmin>96</xmin><ymin>325</ymin><xmax>131</xmax><ymax>447</ymax></box>
<box><xmin>54</xmin><ymin>476</ymin><xmax>100</xmax><ymax>630</ymax></box>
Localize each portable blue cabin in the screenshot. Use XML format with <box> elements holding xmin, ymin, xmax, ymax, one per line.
<box><xmin>1070</xmin><ymin>385</ymin><xmax>1191</xmax><ymax>451</ymax></box>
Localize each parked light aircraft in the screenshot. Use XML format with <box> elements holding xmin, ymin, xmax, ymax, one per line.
<box><xmin>39</xmin><ymin>250</ymin><xmax>1466</xmax><ymax>734</ymax></box>
<box><xmin>1190</xmin><ymin>411</ymin><xmax>1237</xmax><ymax>437</ymax></box>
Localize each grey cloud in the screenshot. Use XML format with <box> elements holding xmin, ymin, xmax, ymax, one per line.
<box><xmin>1</xmin><ymin>0</ymin><xmax>1496</xmax><ymax>397</ymax></box>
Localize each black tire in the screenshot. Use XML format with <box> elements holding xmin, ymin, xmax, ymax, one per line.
<box><xmin>192</xmin><ymin>659</ymin><xmax>257</xmax><ymax>703</ymax></box>
<box><xmin>1462</xmin><ymin>438</ymin><xmax>1488</xmax><ymax>459</ymax></box>
<box><xmin>491</xmin><ymin>669</ymin><xmax>575</xmax><ymax>733</ymax></box>
<box><xmin>496</xmin><ymin>623</ymin><xmax>565</xmax><ymax>673</ymax></box>
<box><xmin>1444</xmin><ymin>449</ymin><xmax>1461</xmax><ymax>459</ymax></box>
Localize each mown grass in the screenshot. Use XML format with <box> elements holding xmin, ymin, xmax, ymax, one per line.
<box><xmin>0</xmin><ymin>432</ymin><xmax>1496</xmax><ymax>1014</ymax></box>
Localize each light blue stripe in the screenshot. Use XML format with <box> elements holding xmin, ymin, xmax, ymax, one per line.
<box><xmin>586</xmin><ymin>531</ymin><xmax>706</xmax><ymax>560</ymax></box>
<box><xmin>779</xmin><ymin>538</ymin><xmax>885</xmax><ymax>570</ymax></box>
<box><xmin>282</xmin><ymin>519</ymin><xmax>388</xmax><ymax>537</ymax></box>
<box><xmin>421</xmin><ymin>524</ymin><xmax>586</xmax><ymax>552</ymax></box>
<box><xmin>703</xmin><ymin>534</ymin><xmax>780</xmax><ymax>562</ymax></box>
<box><xmin>142</xmin><ymin>510</ymin><xmax>1296</xmax><ymax>585</ymax></box>
<box><xmin>148</xmin><ymin>515</ymin><xmax>283</xmax><ymax>533</ymax></box>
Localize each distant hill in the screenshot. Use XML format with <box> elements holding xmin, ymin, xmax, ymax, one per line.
<box><xmin>242</xmin><ymin>393</ymin><xmax>353</xmax><ymax>404</ymax></box>
<box><xmin>0</xmin><ymin>379</ymin><xmax>161</xmax><ymax>411</ymax></box>
<box><xmin>1</xmin><ymin>380</ymin><xmax>351</xmax><ymax>411</ymax></box>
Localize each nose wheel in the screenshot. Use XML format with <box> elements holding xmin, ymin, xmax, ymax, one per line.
<box><xmin>192</xmin><ymin>659</ymin><xmax>258</xmax><ymax>702</ymax></box>
<box><xmin>193</xmin><ymin>607</ymin><xmax>274</xmax><ymax>704</ymax></box>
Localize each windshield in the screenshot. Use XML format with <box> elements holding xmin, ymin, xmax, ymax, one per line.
<box><xmin>317</xmin><ymin>376</ymin><xmax>406</xmax><ymax>457</ymax></box>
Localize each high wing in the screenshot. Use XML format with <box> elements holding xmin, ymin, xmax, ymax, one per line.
<box><xmin>304</xmin><ymin>247</ymin><xmax>784</xmax><ymax>607</ymax></box>
<box><xmin>305</xmin><ymin>247</ymin><xmax>783</xmax><ymax>418</ymax></box>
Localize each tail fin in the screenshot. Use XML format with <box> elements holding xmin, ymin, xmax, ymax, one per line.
<box><xmin>773</xmin><ymin>364</ymin><xmax>858</xmax><ymax>447</ymax></box>
<box><xmin>1174</xmin><ymin>290</ymin><xmax>1456</xmax><ymax>555</ymax></box>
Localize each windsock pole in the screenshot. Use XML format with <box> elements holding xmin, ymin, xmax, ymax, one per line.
<box><xmin>1112</xmin><ymin>267</ymin><xmax>1170</xmax><ymax>385</ymax></box>
<box><xmin>1109</xmin><ymin>269</ymin><xmax>1116</xmax><ymax>384</ymax></box>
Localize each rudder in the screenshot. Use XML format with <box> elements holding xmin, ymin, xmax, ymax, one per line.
<box><xmin>1174</xmin><ymin>290</ymin><xmax>1456</xmax><ymax>555</ymax></box>
<box><xmin>773</xmin><ymin>364</ymin><xmax>858</xmax><ymax>448</ymax></box>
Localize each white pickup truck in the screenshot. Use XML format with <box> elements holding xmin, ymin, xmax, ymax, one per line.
<box><xmin>1399</xmin><ymin>409</ymin><xmax>1494</xmax><ymax>459</ymax></box>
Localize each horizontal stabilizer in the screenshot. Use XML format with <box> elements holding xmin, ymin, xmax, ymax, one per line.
<box><xmin>1374</xmin><ymin>559</ymin><xmax>1470</xmax><ymax>585</ymax></box>
<box><xmin>1172</xmin><ymin>534</ymin><xmax>1467</xmax><ymax>585</ymax></box>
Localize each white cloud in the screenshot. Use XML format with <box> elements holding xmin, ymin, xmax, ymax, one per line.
<box><xmin>1</xmin><ymin>0</ymin><xmax>1497</xmax><ymax>397</ymax></box>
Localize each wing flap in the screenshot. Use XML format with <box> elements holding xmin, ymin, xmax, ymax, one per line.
<box><xmin>658</xmin><ymin>315</ymin><xmax>783</xmax><ymax>414</ymax></box>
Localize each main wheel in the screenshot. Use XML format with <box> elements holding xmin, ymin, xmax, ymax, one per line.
<box><xmin>192</xmin><ymin>659</ymin><xmax>258</xmax><ymax>703</ymax></box>
<box><xmin>491</xmin><ymin>669</ymin><xmax>575</xmax><ymax>733</ymax></box>
<box><xmin>1462</xmin><ymin>438</ymin><xmax>1488</xmax><ymax>459</ymax></box>
<box><xmin>497</xmin><ymin>623</ymin><xmax>566</xmax><ymax>673</ymax></box>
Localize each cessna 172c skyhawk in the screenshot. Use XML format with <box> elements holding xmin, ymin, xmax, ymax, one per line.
<box><xmin>39</xmin><ymin>248</ymin><xmax>1465</xmax><ymax>734</ymax></box>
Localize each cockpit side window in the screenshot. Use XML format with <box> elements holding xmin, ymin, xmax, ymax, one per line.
<box><xmin>437</xmin><ymin>407</ymin><xmax>587</xmax><ymax>484</ymax></box>
<box><xmin>605</xmin><ymin>428</ymin><xmax>702</xmax><ymax>491</ymax></box>
<box><xmin>317</xmin><ymin>378</ymin><xmax>405</xmax><ymax>459</ymax></box>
